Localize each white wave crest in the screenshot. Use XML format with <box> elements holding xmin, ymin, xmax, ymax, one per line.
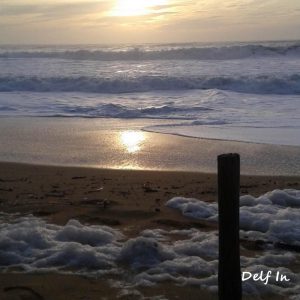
<box><xmin>0</xmin><ymin>74</ymin><xmax>300</xmax><ymax>94</ymax></box>
<box><xmin>1</xmin><ymin>43</ymin><xmax>300</xmax><ymax>61</ymax></box>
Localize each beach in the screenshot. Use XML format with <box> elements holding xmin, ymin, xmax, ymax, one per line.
<box><xmin>1</xmin><ymin>161</ymin><xmax>299</xmax><ymax>229</ymax></box>
<box><xmin>0</xmin><ymin>40</ymin><xmax>299</xmax><ymax>299</ymax></box>
<box><xmin>0</xmin><ymin>147</ymin><xmax>299</xmax><ymax>299</ymax></box>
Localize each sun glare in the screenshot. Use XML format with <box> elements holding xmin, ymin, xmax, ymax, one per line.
<box><xmin>120</xmin><ymin>131</ymin><xmax>145</xmax><ymax>153</ymax></box>
<box><xmin>111</xmin><ymin>0</ymin><xmax>168</xmax><ymax>17</ymax></box>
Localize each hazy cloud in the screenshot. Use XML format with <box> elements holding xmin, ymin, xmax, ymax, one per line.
<box><xmin>0</xmin><ymin>1</ymin><xmax>112</xmax><ymax>19</ymax></box>
<box><xmin>0</xmin><ymin>0</ymin><xmax>299</xmax><ymax>44</ymax></box>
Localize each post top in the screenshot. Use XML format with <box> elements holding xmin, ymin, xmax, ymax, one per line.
<box><xmin>218</xmin><ymin>153</ymin><xmax>240</xmax><ymax>159</ymax></box>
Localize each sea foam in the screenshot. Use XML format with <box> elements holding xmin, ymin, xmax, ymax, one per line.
<box><xmin>0</xmin><ymin>189</ymin><xmax>299</xmax><ymax>299</ymax></box>
<box><xmin>166</xmin><ymin>189</ymin><xmax>300</xmax><ymax>246</ymax></box>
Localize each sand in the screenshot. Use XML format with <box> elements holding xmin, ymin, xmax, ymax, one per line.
<box><xmin>1</xmin><ymin>162</ymin><xmax>299</xmax><ymax>233</ymax></box>
<box><xmin>0</xmin><ymin>273</ymin><xmax>288</xmax><ymax>300</ymax></box>
<box><xmin>0</xmin><ymin>162</ymin><xmax>299</xmax><ymax>299</ymax></box>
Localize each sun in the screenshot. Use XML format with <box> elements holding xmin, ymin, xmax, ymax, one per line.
<box><xmin>111</xmin><ymin>0</ymin><xmax>168</xmax><ymax>17</ymax></box>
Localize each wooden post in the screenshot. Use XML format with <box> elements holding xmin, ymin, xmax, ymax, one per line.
<box><xmin>218</xmin><ymin>153</ymin><xmax>242</xmax><ymax>300</ymax></box>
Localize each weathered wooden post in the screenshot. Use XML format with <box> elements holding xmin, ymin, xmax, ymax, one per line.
<box><xmin>218</xmin><ymin>153</ymin><xmax>242</xmax><ymax>300</ymax></box>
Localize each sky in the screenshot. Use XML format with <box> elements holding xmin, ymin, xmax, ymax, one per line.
<box><xmin>1</xmin><ymin>0</ymin><xmax>300</xmax><ymax>44</ymax></box>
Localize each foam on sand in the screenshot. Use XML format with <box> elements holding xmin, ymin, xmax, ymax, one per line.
<box><xmin>166</xmin><ymin>189</ymin><xmax>300</xmax><ymax>246</ymax></box>
<box><xmin>119</xmin><ymin>237</ymin><xmax>175</xmax><ymax>269</ymax></box>
<box><xmin>0</xmin><ymin>189</ymin><xmax>299</xmax><ymax>299</ymax></box>
<box><xmin>0</xmin><ymin>217</ymin><xmax>123</xmax><ymax>273</ymax></box>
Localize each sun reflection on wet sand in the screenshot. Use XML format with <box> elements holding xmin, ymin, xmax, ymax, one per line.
<box><xmin>120</xmin><ymin>130</ymin><xmax>145</xmax><ymax>153</ymax></box>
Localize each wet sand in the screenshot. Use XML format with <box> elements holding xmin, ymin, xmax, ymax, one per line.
<box><xmin>0</xmin><ymin>117</ymin><xmax>300</xmax><ymax>175</ymax></box>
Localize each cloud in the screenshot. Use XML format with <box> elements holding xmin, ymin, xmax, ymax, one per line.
<box><xmin>94</xmin><ymin>11</ymin><xmax>178</xmax><ymax>25</ymax></box>
<box><xmin>0</xmin><ymin>0</ymin><xmax>300</xmax><ymax>43</ymax></box>
<box><xmin>0</xmin><ymin>1</ymin><xmax>113</xmax><ymax>21</ymax></box>
<box><xmin>150</xmin><ymin>0</ymin><xmax>194</xmax><ymax>11</ymax></box>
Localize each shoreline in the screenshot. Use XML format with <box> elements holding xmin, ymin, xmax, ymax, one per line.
<box><xmin>2</xmin><ymin>159</ymin><xmax>300</xmax><ymax>178</ymax></box>
<box><xmin>143</xmin><ymin>127</ymin><xmax>300</xmax><ymax>148</ymax></box>
<box><xmin>1</xmin><ymin>115</ymin><xmax>299</xmax><ymax>147</ymax></box>
<box><xmin>0</xmin><ymin>117</ymin><xmax>300</xmax><ymax>175</ymax></box>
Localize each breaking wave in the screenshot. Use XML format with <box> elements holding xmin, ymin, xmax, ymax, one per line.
<box><xmin>1</xmin><ymin>43</ymin><xmax>300</xmax><ymax>61</ymax></box>
<box><xmin>30</xmin><ymin>103</ymin><xmax>212</xmax><ymax>119</ymax></box>
<box><xmin>1</xmin><ymin>74</ymin><xmax>300</xmax><ymax>94</ymax></box>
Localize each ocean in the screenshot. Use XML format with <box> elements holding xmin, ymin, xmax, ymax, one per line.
<box><xmin>0</xmin><ymin>41</ymin><xmax>300</xmax><ymax>145</ymax></box>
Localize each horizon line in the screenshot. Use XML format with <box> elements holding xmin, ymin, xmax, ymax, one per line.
<box><xmin>0</xmin><ymin>38</ymin><xmax>300</xmax><ymax>47</ymax></box>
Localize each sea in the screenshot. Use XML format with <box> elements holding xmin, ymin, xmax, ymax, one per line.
<box><xmin>0</xmin><ymin>40</ymin><xmax>300</xmax><ymax>146</ymax></box>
